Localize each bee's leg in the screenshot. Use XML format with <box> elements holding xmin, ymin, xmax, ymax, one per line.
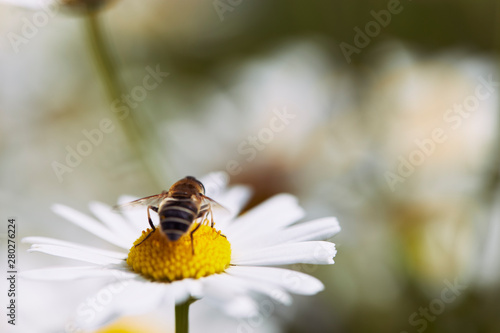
<box><xmin>190</xmin><ymin>223</ymin><xmax>202</xmax><ymax>255</ymax></box>
<box><xmin>208</xmin><ymin>206</ymin><xmax>215</xmax><ymax>228</ymax></box>
<box><xmin>197</xmin><ymin>205</ymin><xmax>209</xmax><ymax>225</ymax></box>
<box><xmin>134</xmin><ymin>229</ymin><xmax>155</xmax><ymax>247</ymax></box>
<box><xmin>198</xmin><ymin>204</ymin><xmax>214</xmax><ymax>227</ymax></box>
<box><xmin>134</xmin><ymin>206</ymin><xmax>158</xmax><ymax>247</ymax></box>
<box><xmin>148</xmin><ymin>206</ymin><xmax>158</xmax><ymax>231</ymax></box>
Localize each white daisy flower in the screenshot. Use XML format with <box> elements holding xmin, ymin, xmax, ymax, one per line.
<box><xmin>22</xmin><ymin>172</ymin><xmax>340</xmax><ymax>331</ymax></box>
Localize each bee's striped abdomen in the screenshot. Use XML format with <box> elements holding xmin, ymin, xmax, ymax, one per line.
<box><xmin>159</xmin><ymin>199</ymin><xmax>199</xmax><ymax>241</ymax></box>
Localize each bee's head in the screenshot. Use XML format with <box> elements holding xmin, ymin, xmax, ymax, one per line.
<box><xmin>184</xmin><ymin>176</ymin><xmax>205</xmax><ymax>194</ymax></box>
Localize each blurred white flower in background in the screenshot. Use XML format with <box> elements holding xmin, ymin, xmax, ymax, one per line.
<box><xmin>366</xmin><ymin>46</ymin><xmax>497</xmax><ymax>199</ymax></box>
<box><xmin>365</xmin><ymin>45</ymin><xmax>498</xmax><ymax>283</ymax></box>
<box><xmin>0</xmin><ymin>0</ymin><xmax>148</xmax><ymax>237</ymax></box>
<box><xmin>160</xmin><ymin>40</ymin><xmax>353</xmax><ymax>179</ymax></box>
<box><xmin>309</xmin><ymin>43</ymin><xmax>500</xmax><ymax>317</ymax></box>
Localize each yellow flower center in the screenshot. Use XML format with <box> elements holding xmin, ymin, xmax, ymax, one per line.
<box><xmin>126</xmin><ymin>222</ymin><xmax>231</xmax><ymax>282</ymax></box>
<box><xmin>93</xmin><ymin>316</ymin><xmax>162</xmax><ymax>333</ymax></box>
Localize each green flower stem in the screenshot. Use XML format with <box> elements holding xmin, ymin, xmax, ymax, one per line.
<box><xmin>84</xmin><ymin>10</ymin><xmax>164</xmax><ymax>186</ymax></box>
<box><xmin>85</xmin><ymin>11</ymin><xmax>122</xmax><ymax>104</ymax></box>
<box><xmin>175</xmin><ymin>298</ymin><xmax>196</xmax><ymax>333</ymax></box>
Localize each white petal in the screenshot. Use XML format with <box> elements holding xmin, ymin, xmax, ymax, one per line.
<box><xmin>28</xmin><ymin>244</ymin><xmax>125</xmax><ymax>265</ymax></box>
<box><xmin>227</xmin><ymin>266</ymin><xmax>325</xmax><ymax>295</ymax></box>
<box><xmin>171</xmin><ymin>279</ymin><xmax>203</xmax><ymax>303</ymax></box>
<box><xmin>220</xmin><ymin>297</ymin><xmax>259</xmax><ymax>318</ymax></box>
<box><xmin>226</xmin><ymin>194</ymin><xmax>305</xmax><ymax>242</ymax></box>
<box><xmin>232</xmin><ymin>241</ymin><xmax>337</xmax><ymax>266</ymax></box>
<box><xmin>52</xmin><ymin>204</ymin><xmax>130</xmax><ymax>249</ymax></box>
<box><xmin>213</xmin><ymin>185</ymin><xmax>252</xmax><ymax>229</ymax></box>
<box><xmin>204</xmin><ymin>273</ymin><xmax>292</xmax><ymax>304</ymax></box>
<box><xmin>76</xmin><ymin>280</ymin><xmax>169</xmax><ymax>330</ymax></box>
<box><xmin>233</xmin><ymin>217</ymin><xmax>340</xmax><ymax>250</ymax></box>
<box><xmin>88</xmin><ymin>201</ymin><xmax>138</xmax><ymax>243</ymax></box>
<box><xmin>20</xmin><ymin>266</ymin><xmax>136</xmax><ymax>281</ymax></box>
<box><xmin>22</xmin><ymin>237</ymin><xmax>127</xmax><ymax>259</ymax></box>
<box><xmin>202</xmin><ymin>275</ymin><xmax>258</xmax><ymax>317</ymax></box>
<box><xmin>227</xmin><ymin>275</ymin><xmax>293</xmax><ymax>305</ymax></box>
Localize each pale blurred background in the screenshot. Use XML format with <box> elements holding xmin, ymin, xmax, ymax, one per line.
<box><xmin>1</xmin><ymin>0</ymin><xmax>500</xmax><ymax>332</ymax></box>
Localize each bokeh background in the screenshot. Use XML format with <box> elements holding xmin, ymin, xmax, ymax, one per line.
<box><xmin>1</xmin><ymin>0</ymin><xmax>500</xmax><ymax>332</ymax></box>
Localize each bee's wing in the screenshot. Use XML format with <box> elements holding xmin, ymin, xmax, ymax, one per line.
<box><xmin>200</xmin><ymin>194</ymin><xmax>229</xmax><ymax>214</ymax></box>
<box><xmin>113</xmin><ymin>192</ymin><xmax>168</xmax><ymax>210</ymax></box>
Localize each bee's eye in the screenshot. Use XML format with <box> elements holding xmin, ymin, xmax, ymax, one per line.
<box><xmin>198</xmin><ymin>181</ymin><xmax>205</xmax><ymax>194</ymax></box>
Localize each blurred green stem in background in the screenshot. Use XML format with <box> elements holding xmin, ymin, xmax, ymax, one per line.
<box><xmin>175</xmin><ymin>298</ymin><xmax>195</xmax><ymax>333</ymax></box>
<box><xmin>484</xmin><ymin>0</ymin><xmax>500</xmax><ymax>194</ymax></box>
<box><xmin>474</xmin><ymin>0</ymin><xmax>500</xmax><ymax>283</ymax></box>
<box><xmin>84</xmin><ymin>10</ymin><xmax>164</xmax><ymax>187</ymax></box>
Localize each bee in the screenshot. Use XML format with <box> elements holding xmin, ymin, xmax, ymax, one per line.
<box><xmin>116</xmin><ymin>176</ymin><xmax>225</xmax><ymax>254</ymax></box>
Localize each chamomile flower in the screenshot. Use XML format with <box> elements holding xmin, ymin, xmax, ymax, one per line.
<box><xmin>22</xmin><ymin>173</ymin><xmax>340</xmax><ymax>330</ymax></box>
